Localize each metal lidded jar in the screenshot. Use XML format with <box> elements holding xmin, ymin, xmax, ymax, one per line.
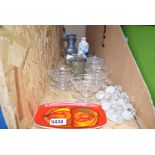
<box><xmin>67</xmin><ymin>54</ymin><xmax>87</xmax><ymax>75</ymax></box>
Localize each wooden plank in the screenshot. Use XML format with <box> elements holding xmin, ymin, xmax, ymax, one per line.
<box><xmin>0</xmin><ymin>26</ymin><xmax>27</xmax><ymax>48</ymax></box>
<box><xmin>13</xmin><ymin>66</ymin><xmax>24</xmax><ymax>121</ymax></box>
<box><xmin>0</xmin><ymin>26</ymin><xmax>63</xmax><ymax>128</ymax></box>
<box><xmin>0</xmin><ymin>56</ymin><xmax>17</xmax><ymax>128</ymax></box>
<box><xmin>22</xmin><ymin>46</ymin><xmax>31</xmax><ymax>69</ymax></box>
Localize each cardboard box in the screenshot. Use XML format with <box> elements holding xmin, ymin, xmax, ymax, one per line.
<box><xmin>86</xmin><ymin>25</ymin><xmax>155</xmax><ymax>128</ymax></box>
<box><xmin>0</xmin><ymin>25</ymin><xmax>155</xmax><ymax>128</ymax></box>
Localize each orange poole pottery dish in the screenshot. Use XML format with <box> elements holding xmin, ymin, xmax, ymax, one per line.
<box><xmin>33</xmin><ymin>102</ymin><xmax>107</xmax><ymax>128</ymax></box>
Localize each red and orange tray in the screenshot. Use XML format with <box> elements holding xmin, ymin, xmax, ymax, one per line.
<box><xmin>34</xmin><ymin>102</ymin><xmax>107</xmax><ymax>129</ymax></box>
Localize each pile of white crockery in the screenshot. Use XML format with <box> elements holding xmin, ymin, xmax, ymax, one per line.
<box><xmin>96</xmin><ymin>85</ymin><xmax>136</xmax><ymax>124</ymax></box>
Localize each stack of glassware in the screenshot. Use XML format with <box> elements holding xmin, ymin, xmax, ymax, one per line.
<box><xmin>85</xmin><ymin>56</ymin><xmax>110</xmax><ymax>81</ymax></box>
<box><xmin>71</xmin><ymin>56</ymin><xmax>111</xmax><ymax>97</ymax></box>
<box><xmin>71</xmin><ymin>73</ymin><xmax>101</xmax><ymax>98</ymax></box>
<box><xmin>48</xmin><ymin>56</ymin><xmax>111</xmax><ymax>98</ymax></box>
<box><xmin>48</xmin><ymin>65</ymin><xmax>73</xmax><ymax>90</ymax></box>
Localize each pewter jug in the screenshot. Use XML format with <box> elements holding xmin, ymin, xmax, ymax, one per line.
<box><xmin>64</xmin><ymin>34</ymin><xmax>77</xmax><ymax>55</ymax></box>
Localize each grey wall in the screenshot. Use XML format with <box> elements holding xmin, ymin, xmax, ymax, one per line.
<box><xmin>64</xmin><ymin>25</ymin><xmax>86</xmax><ymax>44</ymax></box>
